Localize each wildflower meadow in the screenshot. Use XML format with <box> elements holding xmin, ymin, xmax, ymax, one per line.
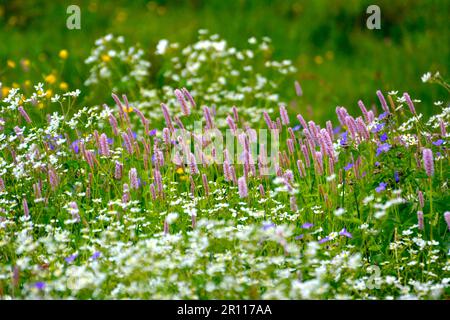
<box><xmin>0</xmin><ymin>2</ymin><xmax>449</xmax><ymax>302</ymax></box>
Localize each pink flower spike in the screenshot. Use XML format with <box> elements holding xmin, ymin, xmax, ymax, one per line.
<box><xmin>418</xmin><ymin>190</ymin><xmax>424</xmax><ymax>208</ymax></box>
<box><xmin>122</xmin><ymin>183</ymin><xmax>130</xmax><ymax>203</ymax></box>
<box><xmin>279</xmin><ymin>104</ymin><xmax>290</xmax><ymax>125</ymax></box>
<box><xmin>23</xmin><ymin>198</ymin><xmax>29</xmax><ymax>218</ymax></box>
<box><xmin>422</xmin><ymin>148</ymin><xmax>434</xmax><ymax>177</ymax></box>
<box><xmin>121</xmin><ymin>132</ymin><xmax>133</xmax><ymax>155</ymax></box>
<box><xmin>294</xmin><ymin>81</ymin><xmax>303</xmax><ymax>97</ymax></box>
<box><xmin>160</xmin><ymin>103</ymin><xmax>175</xmax><ymax>132</ymax></box>
<box><xmin>18</xmin><ymin>106</ymin><xmax>32</xmax><ymax>123</ymax></box>
<box><xmin>403</xmin><ymin>92</ymin><xmax>416</xmax><ymax>115</ymax></box>
<box><xmin>290</xmin><ymin>196</ymin><xmax>298</xmax><ymax>212</ymax></box>
<box><xmin>444</xmin><ymin>212</ymin><xmax>450</xmax><ymax>230</ymax></box>
<box><xmin>129</xmin><ymin>168</ymin><xmax>139</xmax><ymax>190</ymax></box>
<box><xmin>202</xmin><ymin>174</ymin><xmax>209</xmax><ymax>196</ymax></box>
<box><xmin>189</xmin><ymin>153</ymin><xmax>199</xmax><ymax>175</ymax></box>
<box><xmin>417</xmin><ymin>211</ymin><xmax>424</xmax><ymax>230</ymax></box>
<box><xmin>182</xmin><ymin>87</ymin><xmax>196</xmax><ymax>109</ymax></box>
<box><xmin>99</xmin><ymin>133</ymin><xmax>110</xmax><ymax>157</ymax></box>
<box><xmin>358</xmin><ymin>100</ymin><xmax>369</xmax><ymax>122</ymax></box>
<box><xmin>296</xmin><ymin>114</ymin><xmax>308</xmax><ymax>129</ymax></box>
<box><xmin>175</xmin><ymin>88</ymin><xmax>190</xmax><ymax>116</ymax></box>
<box><xmin>238</xmin><ymin>176</ymin><xmax>248</xmax><ymax>198</ymax></box>
<box><xmin>114</xmin><ymin>161</ymin><xmax>123</xmax><ymax>180</ymax></box>
<box><xmin>259</xmin><ymin>184</ymin><xmax>265</xmax><ymax>197</ymax></box>
<box><xmin>376</xmin><ymin>90</ymin><xmax>390</xmax><ymax>113</ymax></box>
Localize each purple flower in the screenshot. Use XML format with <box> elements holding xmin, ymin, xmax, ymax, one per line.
<box><xmin>149</xmin><ymin>129</ymin><xmax>157</xmax><ymax>136</ymax></box>
<box><xmin>91</xmin><ymin>251</ymin><xmax>101</xmax><ymax>260</ymax></box>
<box><xmin>375</xmin><ymin>182</ymin><xmax>387</xmax><ymax>193</ymax></box>
<box><xmin>339</xmin><ymin>228</ymin><xmax>353</xmax><ymax>238</ymax></box>
<box><xmin>318</xmin><ymin>237</ymin><xmax>330</xmax><ymax>244</ymax></box>
<box><xmin>432</xmin><ymin>139</ymin><xmax>444</xmax><ymax>146</ymax></box>
<box><xmin>394</xmin><ymin>171</ymin><xmax>400</xmax><ymax>183</ymax></box>
<box><xmin>262</xmin><ymin>222</ymin><xmax>276</xmax><ymax>230</ymax></box>
<box><xmin>333</xmin><ymin>126</ymin><xmax>341</xmax><ymax>134</ymax></box>
<box><xmin>344</xmin><ymin>163</ymin><xmax>353</xmax><ymax>171</ymax></box>
<box><xmin>375</xmin><ymin>161</ymin><xmax>380</xmax><ymax>166</ymax></box>
<box><xmin>380</xmin><ymin>132</ymin><xmax>388</xmax><ymax>142</ymax></box>
<box><xmin>295</xmin><ymin>234</ymin><xmax>304</xmax><ymax>240</ymax></box>
<box><xmin>35</xmin><ymin>282</ymin><xmax>46</xmax><ymax>290</ymax></box>
<box><xmin>293</xmin><ymin>125</ymin><xmax>301</xmax><ymax>131</ymax></box>
<box><xmin>371</xmin><ymin>122</ymin><xmax>385</xmax><ymax>133</ymax></box>
<box><xmin>65</xmin><ymin>253</ymin><xmax>78</xmax><ymax>264</ymax></box>
<box><xmin>376</xmin><ymin>143</ymin><xmax>391</xmax><ymax>156</ymax></box>
<box><xmin>301</xmin><ymin>222</ymin><xmax>314</xmax><ymax>229</ymax></box>
<box><xmin>71</xmin><ymin>140</ymin><xmax>80</xmax><ymax>154</ymax></box>
<box><xmin>340</xmin><ymin>131</ymin><xmax>348</xmax><ymax>146</ymax></box>
<box><xmin>378</xmin><ymin>112</ymin><xmax>389</xmax><ymax>120</ymax></box>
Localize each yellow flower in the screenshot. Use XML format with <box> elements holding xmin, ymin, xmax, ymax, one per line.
<box><xmin>101</xmin><ymin>54</ymin><xmax>111</xmax><ymax>62</ymax></box>
<box><xmin>7</xmin><ymin>60</ymin><xmax>16</xmax><ymax>68</ymax></box>
<box><xmin>21</xmin><ymin>59</ymin><xmax>30</xmax><ymax>71</ymax></box>
<box><xmin>59</xmin><ymin>82</ymin><xmax>68</xmax><ymax>91</ymax></box>
<box><xmin>24</xmin><ymin>80</ymin><xmax>31</xmax><ymax>87</ymax></box>
<box><xmin>176</xmin><ymin>167</ymin><xmax>184</xmax><ymax>174</ymax></box>
<box><xmin>45</xmin><ymin>89</ymin><xmax>53</xmax><ymax>98</ymax></box>
<box><xmin>59</xmin><ymin>50</ymin><xmax>69</xmax><ymax>60</ymax></box>
<box><xmin>45</xmin><ymin>74</ymin><xmax>56</xmax><ymax>84</ymax></box>
<box><xmin>314</xmin><ymin>55</ymin><xmax>323</xmax><ymax>65</ymax></box>
<box><xmin>179</xmin><ymin>175</ymin><xmax>188</xmax><ymax>181</ymax></box>
<box><xmin>38</xmin><ymin>102</ymin><xmax>44</xmax><ymax>109</ymax></box>
<box><xmin>122</xmin><ymin>106</ymin><xmax>133</xmax><ymax>113</ymax></box>
<box><xmin>1</xmin><ymin>86</ymin><xmax>10</xmax><ymax>97</ymax></box>
<box><xmin>12</xmin><ymin>82</ymin><xmax>20</xmax><ymax>88</ymax></box>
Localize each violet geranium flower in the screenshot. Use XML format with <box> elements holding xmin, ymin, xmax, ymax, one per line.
<box><xmin>65</xmin><ymin>253</ymin><xmax>78</xmax><ymax>264</ymax></box>
<box><xmin>339</xmin><ymin>228</ymin><xmax>353</xmax><ymax>238</ymax></box>
<box><xmin>376</xmin><ymin>143</ymin><xmax>391</xmax><ymax>156</ymax></box>
<box><xmin>301</xmin><ymin>222</ymin><xmax>314</xmax><ymax>229</ymax></box>
<box><xmin>344</xmin><ymin>163</ymin><xmax>353</xmax><ymax>171</ymax></box>
<box><xmin>375</xmin><ymin>182</ymin><xmax>387</xmax><ymax>193</ymax></box>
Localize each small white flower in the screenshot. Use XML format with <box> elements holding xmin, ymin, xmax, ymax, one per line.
<box><xmin>166</xmin><ymin>212</ymin><xmax>179</xmax><ymax>224</ymax></box>
<box><xmin>156</xmin><ymin>39</ymin><xmax>169</xmax><ymax>55</ymax></box>
<box><xmin>334</xmin><ymin>208</ymin><xmax>345</xmax><ymax>216</ymax></box>
<box><xmin>421</xmin><ymin>72</ymin><xmax>431</xmax><ymax>83</ymax></box>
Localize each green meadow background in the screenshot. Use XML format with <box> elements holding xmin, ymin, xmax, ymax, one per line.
<box><xmin>0</xmin><ymin>0</ymin><xmax>448</xmax><ymax>121</ymax></box>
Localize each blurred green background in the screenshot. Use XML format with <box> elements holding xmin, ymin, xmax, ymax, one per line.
<box><xmin>0</xmin><ymin>0</ymin><xmax>448</xmax><ymax>120</ymax></box>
